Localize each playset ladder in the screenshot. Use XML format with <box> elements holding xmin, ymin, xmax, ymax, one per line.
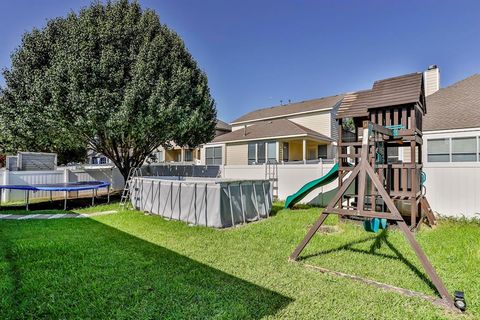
<box><xmin>119</xmin><ymin>167</ymin><xmax>143</xmax><ymax>209</ymax></box>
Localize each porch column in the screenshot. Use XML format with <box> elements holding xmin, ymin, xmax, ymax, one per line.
<box><xmin>302</xmin><ymin>139</ymin><xmax>307</xmax><ymax>164</ymax></box>
<box><xmin>264</xmin><ymin>141</ymin><xmax>268</xmax><ymax>162</ymax></box>
<box><xmin>180</xmin><ymin>148</ymin><xmax>185</xmax><ymax>163</ymax></box>
<box><xmin>276</xmin><ymin>141</ymin><xmax>280</xmax><ymax>163</ymax></box>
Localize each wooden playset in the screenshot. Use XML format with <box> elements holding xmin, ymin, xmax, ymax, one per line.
<box><xmin>289</xmin><ymin>73</ymin><xmax>464</xmax><ymax>311</ymax></box>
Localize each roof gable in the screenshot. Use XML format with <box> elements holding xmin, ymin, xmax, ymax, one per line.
<box><xmin>232</xmin><ymin>95</ymin><xmax>344</xmax><ymax>124</ymax></box>
<box><xmin>215</xmin><ymin>119</ymin><xmax>231</xmax><ymax>131</ymax></box>
<box><xmin>211</xmin><ymin>118</ymin><xmax>333</xmax><ymax>143</ymax></box>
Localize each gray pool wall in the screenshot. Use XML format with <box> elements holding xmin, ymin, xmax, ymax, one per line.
<box><xmin>130</xmin><ymin>177</ymin><xmax>273</xmax><ymax>228</ymax></box>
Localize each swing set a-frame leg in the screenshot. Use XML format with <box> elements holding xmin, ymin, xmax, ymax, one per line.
<box><xmin>396</xmin><ymin>220</ymin><xmax>454</xmax><ymax>307</ymax></box>
<box><xmin>289</xmin><ymin>212</ymin><xmax>329</xmax><ymax>261</ymax></box>
<box><xmin>289</xmin><ymin>165</ymin><xmax>361</xmax><ymax>261</ymax></box>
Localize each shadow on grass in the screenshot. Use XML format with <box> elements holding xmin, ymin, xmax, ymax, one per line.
<box><xmin>0</xmin><ymin>217</ymin><xmax>292</xmax><ymax>319</ymax></box>
<box><xmin>297</xmin><ymin>228</ymin><xmax>437</xmax><ymax>294</ymax></box>
<box><xmin>270</xmin><ymin>203</ymin><xmax>285</xmax><ymax>216</ymax></box>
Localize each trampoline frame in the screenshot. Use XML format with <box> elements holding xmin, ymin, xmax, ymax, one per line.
<box><xmin>0</xmin><ymin>181</ymin><xmax>111</xmax><ymax>210</ymax></box>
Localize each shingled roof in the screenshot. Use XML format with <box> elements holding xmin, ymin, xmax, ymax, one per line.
<box><xmin>211</xmin><ymin>118</ymin><xmax>333</xmax><ymax>143</ymax></box>
<box><xmin>424</xmin><ymin>74</ymin><xmax>480</xmax><ymax>131</ymax></box>
<box><xmin>215</xmin><ymin>119</ymin><xmax>231</xmax><ymax>132</ymax></box>
<box><xmin>232</xmin><ymin>95</ymin><xmax>344</xmax><ymax>124</ymax></box>
<box><xmin>336</xmin><ymin>72</ymin><xmax>425</xmax><ymax>119</ymax></box>
<box><xmin>335</xmin><ymin>90</ymin><xmax>371</xmax><ymax>119</ymax></box>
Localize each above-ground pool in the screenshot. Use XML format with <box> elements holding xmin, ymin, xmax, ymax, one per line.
<box><xmin>130</xmin><ymin>177</ymin><xmax>272</xmax><ymax>228</ymax></box>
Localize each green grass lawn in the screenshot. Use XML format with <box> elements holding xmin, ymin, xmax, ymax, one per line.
<box><xmin>0</xmin><ymin>203</ymin><xmax>478</xmax><ymax>319</ymax></box>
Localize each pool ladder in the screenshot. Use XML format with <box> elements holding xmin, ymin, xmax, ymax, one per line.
<box><xmin>119</xmin><ymin>167</ymin><xmax>143</xmax><ymax>209</ymax></box>
<box><xmin>265</xmin><ymin>160</ymin><xmax>278</xmax><ymax>199</ymax></box>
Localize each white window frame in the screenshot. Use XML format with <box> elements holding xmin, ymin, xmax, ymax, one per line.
<box><xmin>248</xmin><ymin>141</ymin><xmax>276</xmax><ymax>165</ymax></box>
<box><xmin>205</xmin><ymin>146</ymin><xmax>222</xmax><ymax>165</ymax></box>
<box><xmin>426</xmin><ymin>135</ymin><xmax>480</xmax><ymax>163</ymax></box>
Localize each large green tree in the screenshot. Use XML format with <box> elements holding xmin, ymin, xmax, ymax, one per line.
<box><xmin>0</xmin><ymin>0</ymin><xmax>216</xmax><ymax>179</ymax></box>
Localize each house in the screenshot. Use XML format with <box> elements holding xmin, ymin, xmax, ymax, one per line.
<box><xmin>87</xmin><ymin>151</ymin><xmax>113</xmax><ymax>165</ymax></box>
<box><xmin>418</xmin><ymin>66</ymin><xmax>480</xmax><ymax>217</ymax></box>
<box><xmin>203</xmin><ymin>95</ymin><xmax>344</xmax><ymax>165</ymax></box>
<box><xmin>423</xmin><ymin>72</ymin><xmax>480</xmax><ymax>163</ymax></box>
<box><xmin>151</xmin><ymin>119</ymin><xmax>231</xmax><ymax>164</ymax></box>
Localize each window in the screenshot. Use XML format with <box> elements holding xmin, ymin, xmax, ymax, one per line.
<box><xmin>267</xmin><ymin>142</ymin><xmax>276</xmax><ymax>162</ymax></box>
<box><xmin>257</xmin><ymin>142</ymin><xmax>265</xmax><ymax>164</ymax></box>
<box><xmin>90</xmin><ymin>157</ymin><xmax>98</xmax><ymax>164</ymax></box>
<box><xmin>318</xmin><ymin>145</ymin><xmax>327</xmax><ymax>159</ymax></box>
<box><xmin>283</xmin><ymin>142</ymin><xmax>289</xmax><ymax>162</ymax></box>
<box><xmin>248</xmin><ymin>143</ymin><xmax>256</xmax><ymax>165</ymax></box>
<box><xmin>248</xmin><ymin>141</ymin><xmax>276</xmax><ymax>164</ymax></box>
<box><xmin>184</xmin><ymin>149</ymin><xmax>193</xmax><ymax>162</ymax></box>
<box><xmin>428</xmin><ymin>138</ymin><xmax>450</xmax><ymax>162</ymax></box>
<box><xmin>452</xmin><ymin>137</ymin><xmax>477</xmax><ymax>162</ymax></box>
<box><xmin>387</xmin><ymin>147</ymin><xmax>399</xmax><ymax>163</ymax></box>
<box><xmin>206</xmin><ymin>146</ymin><xmax>222</xmax><ymax>165</ymax></box>
<box><xmin>100</xmin><ymin>157</ymin><xmax>107</xmax><ymax>164</ymax></box>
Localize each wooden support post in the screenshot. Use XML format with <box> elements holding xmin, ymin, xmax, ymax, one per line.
<box><xmin>396</xmin><ymin>220</ymin><xmax>454</xmax><ymax>307</ymax></box>
<box><xmin>402</xmin><ymin>107</ymin><xmax>407</xmax><ymax>128</ymax></box>
<box><xmin>393</xmin><ymin>108</ymin><xmax>399</xmax><ymax>125</ymax></box>
<box><xmin>411</xmin><ymin>140</ymin><xmax>418</xmax><ymax>228</ymax></box>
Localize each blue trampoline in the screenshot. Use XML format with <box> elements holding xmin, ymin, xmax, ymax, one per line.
<box><xmin>0</xmin><ymin>180</ymin><xmax>111</xmax><ymax>210</ymax></box>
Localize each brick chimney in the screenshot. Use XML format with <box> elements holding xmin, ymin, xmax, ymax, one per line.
<box><xmin>424</xmin><ymin>65</ymin><xmax>440</xmax><ymax>96</ymax></box>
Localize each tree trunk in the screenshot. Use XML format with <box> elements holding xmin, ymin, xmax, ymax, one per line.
<box><xmin>118</xmin><ymin>165</ymin><xmax>130</xmax><ymax>186</ymax></box>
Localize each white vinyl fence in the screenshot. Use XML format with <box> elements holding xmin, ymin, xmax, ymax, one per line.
<box><xmin>2</xmin><ymin>160</ymin><xmax>478</xmax><ymax>219</ymax></box>
<box><xmin>222</xmin><ymin>162</ymin><xmax>337</xmax><ymax>206</ymax></box>
<box><xmin>223</xmin><ymin>162</ymin><xmax>480</xmax><ymax>219</ymax></box>
<box><xmin>423</xmin><ymin>164</ymin><xmax>480</xmax><ymax>219</ymax></box>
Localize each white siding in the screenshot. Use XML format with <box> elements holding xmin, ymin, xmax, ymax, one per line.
<box><xmin>422</xmin><ymin>128</ymin><xmax>480</xmax><ymax>218</ymax></box>
<box><xmin>424</xmin><ymin>67</ymin><xmax>440</xmax><ymax>96</ymax></box>
<box><xmin>287</xmin><ymin>111</ymin><xmax>332</xmax><ymax>136</ymax></box>
<box><xmin>231</xmin><ymin>109</ymin><xmax>334</xmax><ymax>137</ymax></box>
<box><xmin>201</xmin><ymin>143</ymin><xmax>226</xmax><ymax>165</ymax></box>
<box><xmin>225</xmin><ymin>143</ymin><xmax>248</xmax><ymax>165</ymax></box>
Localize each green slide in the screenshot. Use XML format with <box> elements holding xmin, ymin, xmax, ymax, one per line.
<box><xmin>284</xmin><ymin>163</ymin><xmax>339</xmax><ymax>209</ymax></box>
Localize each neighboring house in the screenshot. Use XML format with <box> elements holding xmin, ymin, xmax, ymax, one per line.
<box><xmin>86</xmin><ymin>120</ymin><xmax>231</xmax><ymax>166</ymax></box>
<box><xmin>151</xmin><ymin>119</ymin><xmax>231</xmax><ymax>164</ymax></box>
<box><xmin>417</xmin><ymin>66</ymin><xmax>480</xmax><ymax>217</ymax></box>
<box><xmin>423</xmin><ymin>72</ymin><xmax>480</xmax><ymax>163</ymax></box>
<box><xmin>204</xmin><ymin>95</ymin><xmax>344</xmax><ymax>165</ymax></box>
<box><xmin>86</xmin><ymin>151</ymin><xmax>113</xmax><ymax>165</ymax></box>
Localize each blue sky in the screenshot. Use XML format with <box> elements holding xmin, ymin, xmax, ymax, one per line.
<box><xmin>1</xmin><ymin>1</ymin><xmax>479</xmax><ymax>122</ymax></box>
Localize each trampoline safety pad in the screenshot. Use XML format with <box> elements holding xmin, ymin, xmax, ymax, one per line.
<box><xmin>0</xmin><ymin>180</ymin><xmax>111</xmax><ymax>210</ymax></box>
